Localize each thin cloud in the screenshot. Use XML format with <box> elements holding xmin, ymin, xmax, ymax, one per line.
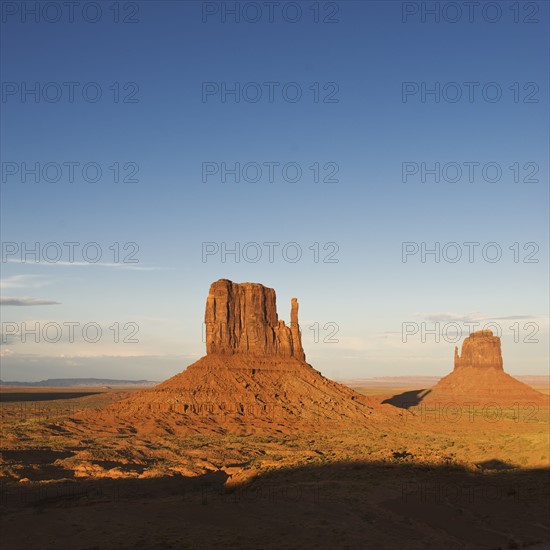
<box><xmin>0</xmin><ymin>274</ymin><xmax>52</xmax><ymax>290</ymax></box>
<box><xmin>492</xmin><ymin>315</ymin><xmax>539</xmax><ymax>321</ymax></box>
<box><xmin>0</xmin><ymin>296</ymin><xmax>60</xmax><ymax>306</ymax></box>
<box><xmin>418</xmin><ymin>312</ymin><xmax>542</xmax><ymax>324</ymax></box>
<box><xmin>419</xmin><ymin>312</ymin><xmax>485</xmax><ymax>323</ymax></box>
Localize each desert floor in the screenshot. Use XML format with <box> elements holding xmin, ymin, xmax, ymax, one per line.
<box><xmin>1</xmin><ymin>384</ymin><xmax>549</xmax><ymax>549</ymax></box>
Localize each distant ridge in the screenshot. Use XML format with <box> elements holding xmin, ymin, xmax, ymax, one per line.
<box><xmin>340</xmin><ymin>376</ymin><xmax>441</xmax><ymax>387</ymax></box>
<box><xmin>340</xmin><ymin>375</ymin><xmax>549</xmax><ymax>388</ymax></box>
<box><xmin>0</xmin><ymin>378</ymin><xmax>159</xmax><ymax>387</ymax></box>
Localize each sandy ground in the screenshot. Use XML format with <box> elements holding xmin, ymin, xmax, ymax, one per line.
<box><xmin>1</xmin><ymin>383</ymin><xmax>548</xmax><ymax>549</ymax></box>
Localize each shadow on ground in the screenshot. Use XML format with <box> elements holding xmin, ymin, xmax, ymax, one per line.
<box><xmin>1</xmin><ymin>459</ymin><xmax>548</xmax><ymax>549</ymax></box>
<box><xmin>0</xmin><ymin>392</ymin><xmax>101</xmax><ymax>403</ymax></box>
<box><xmin>381</xmin><ymin>388</ymin><xmax>432</xmax><ymax>409</ymax></box>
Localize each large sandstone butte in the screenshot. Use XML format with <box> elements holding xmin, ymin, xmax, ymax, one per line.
<box><xmin>205</xmin><ymin>279</ymin><xmax>305</xmax><ymax>361</ymax></box>
<box><xmin>80</xmin><ymin>280</ymin><xmax>373</xmax><ymax>435</ymax></box>
<box><xmin>424</xmin><ymin>330</ymin><xmax>547</xmax><ymax>405</ymax></box>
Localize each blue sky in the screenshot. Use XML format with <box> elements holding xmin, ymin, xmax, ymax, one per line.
<box><xmin>1</xmin><ymin>0</ymin><xmax>548</xmax><ymax>381</ymax></box>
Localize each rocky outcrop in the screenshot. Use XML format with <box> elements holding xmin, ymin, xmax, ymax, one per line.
<box><xmin>290</xmin><ymin>298</ymin><xmax>305</xmax><ymax>361</ymax></box>
<box><xmin>454</xmin><ymin>330</ymin><xmax>503</xmax><ymax>370</ymax></box>
<box><xmin>81</xmin><ymin>280</ymin><xmax>374</xmax><ymax>435</ymax></box>
<box><xmin>204</xmin><ymin>279</ymin><xmax>305</xmax><ymax>360</ymax></box>
<box><xmin>422</xmin><ymin>329</ymin><xmax>546</xmax><ymax>404</ymax></box>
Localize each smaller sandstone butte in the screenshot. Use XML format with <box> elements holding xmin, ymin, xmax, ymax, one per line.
<box><xmin>454</xmin><ymin>329</ymin><xmax>503</xmax><ymax>370</ymax></box>
<box><xmin>205</xmin><ymin>279</ymin><xmax>305</xmax><ymax>361</ymax></box>
<box><xmin>425</xmin><ymin>330</ymin><xmax>547</xmax><ymax>405</ymax></box>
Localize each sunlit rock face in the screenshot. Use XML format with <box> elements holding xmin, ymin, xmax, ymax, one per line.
<box><xmin>204</xmin><ymin>279</ymin><xmax>305</xmax><ymax>361</ymax></box>
<box><xmin>423</xmin><ymin>329</ymin><xmax>546</xmax><ymax>405</ymax></box>
<box><xmin>454</xmin><ymin>330</ymin><xmax>503</xmax><ymax>371</ymax></box>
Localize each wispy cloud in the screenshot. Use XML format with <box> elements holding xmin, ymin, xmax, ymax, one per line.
<box><xmin>491</xmin><ymin>315</ymin><xmax>539</xmax><ymax>321</ymax></box>
<box><xmin>0</xmin><ymin>296</ymin><xmax>60</xmax><ymax>306</ymax></box>
<box><xmin>418</xmin><ymin>312</ymin><xmax>542</xmax><ymax>324</ymax></box>
<box><xmin>0</xmin><ymin>274</ymin><xmax>53</xmax><ymax>290</ymax></box>
<box><xmin>419</xmin><ymin>312</ymin><xmax>485</xmax><ymax>323</ymax></box>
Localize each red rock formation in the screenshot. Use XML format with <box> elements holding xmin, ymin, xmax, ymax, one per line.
<box><xmin>454</xmin><ymin>330</ymin><xmax>503</xmax><ymax>370</ymax></box>
<box><xmin>79</xmin><ymin>279</ymin><xmax>372</xmax><ymax>435</ymax></box>
<box><xmin>424</xmin><ymin>330</ymin><xmax>546</xmax><ymax>405</ymax></box>
<box><xmin>290</xmin><ymin>298</ymin><xmax>305</xmax><ymax>362</ymax></box>
<box><xmin>204</xmin><ymin>279</ymin><xmax>305</xmax><ymax>361</ymax></box>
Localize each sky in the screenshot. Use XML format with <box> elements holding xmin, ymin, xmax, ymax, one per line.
<box><xmin>1</xmin><ymin>0</ymin><xmax>548</xmax><ymax>381</ymax></box>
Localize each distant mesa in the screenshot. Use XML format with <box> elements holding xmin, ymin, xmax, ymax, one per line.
<box><xmin>81</xmin><ymin>279</ymin><xmax>373</xmax><ymax>435</ymax></box>
<box><xmin>0</xmin><ymin>378</ymin><xmax>158</xmax><ymax>388</ymax></box>
<box><xmin>424</xmin><ymin>330</ymin><xmax>547</xmax><ymax>405</ymax></box>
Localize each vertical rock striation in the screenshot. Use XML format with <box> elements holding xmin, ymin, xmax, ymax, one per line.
<box><xmin>453</xmin><ymin>329</ymin><xmax>503</xmax><ymax>370</ymax></box>
<box><xmin>204</xmin><ymin>279</ymin><xmax>305</xmax><ymax>360</ymax></box>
